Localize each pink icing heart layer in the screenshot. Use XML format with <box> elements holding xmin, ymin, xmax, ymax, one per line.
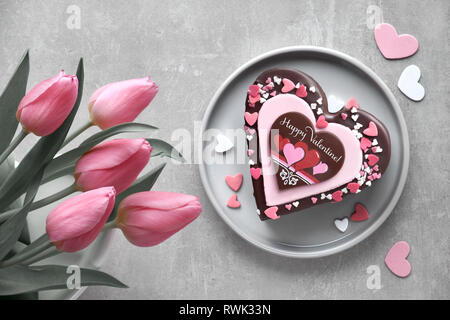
<box><xmin>258</xmin><ymin>94</ymin><xmax>362</xmax><ymax>206</ymax></box>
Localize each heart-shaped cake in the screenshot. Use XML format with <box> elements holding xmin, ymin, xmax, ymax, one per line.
<box><xmin>245</xmin><ymin>68</ymin><xmax>391</xmax><ymax>220</ymax></box>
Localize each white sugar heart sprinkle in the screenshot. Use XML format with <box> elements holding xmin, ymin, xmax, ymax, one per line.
<box><xmin>295</xmin><ymin>82</ymin><xmax>300</xmax><ymax>89</ymax></box>
<box><xmin>373</xmin><ymin>146</ymin><xmax>383</xmax><ymax>153</ymax></box>
<box><xmin>334</xmin><ymin>218</ymin><xmax>349</xmax><ymax>233</ymax></box>
<box><xmin>309</xmin><ymin>86</ymin><xmax>316</xmax><ymax>93</ymax></box>
<box><xmin>341</xmin><ymin>188</ymin><xmax>348</xmax><ymax>194</ymax></box>
<box><xmin>259</xmin><ymin>98</ymin><xmax>267</xmax><ymax>103</ymax></box>
<box><xmin>293</xmin><ymin>201</ymin><xmax>299</xmax><ymax>207</ymax></box>
<box><xmin>328</xmin><ymin>95</ymin><xmax>345</xmax><ymax>113</ymax></box>
<box><xmin>317</xmin><ymin>97</ymin><xmax>323</xmax><ymax>105</ymax></box>
<box><xmin>259</xmin><ymin>89</ymin><xmax>266</xmax><ymax>94</ymax></box>
<box><xmin>247</xmin><ymin>135</ymin><xmax>253</xmax><ymax>141</ymax></box>
<box><xmin>326</xmin><ymin>194</ymin><xmax>332</xmax><ymax>200</ymax></box>
<box><xmin>215</xmin><ymin>134</ymin><xmax>234</xmax><ymax>153</ymax></box>
<box><xmin>274</xmin><ymin>76</ymin><xmax>281</xmax><ymax>85</ymax></box>
<box><xmin>372</xmin><ymin>139</ymin><xmax>378</xmax><ymax>146</ymax></box>
<box><xmin>256</xmin><ymin>209</ymin><xmax>260</xmax><ymax>215</ymax></box>
<box><xmin>398</xmin><ymin>65</ymin><xmax>425</xmax><ymax>102</ymax></box>
<box><xmin>365</xmin><ymin>154</ymin><xmax>369</xmax><ymax>159</ymax></box>
<box><xmin>316</xmin><ymin>108</ymin><xmax>323</xmax><ymax>115</ymax></box>
<box><xmin>321</xmin><ymin>193</ymin><xmax>326</xmax><ymax>200</ymax></box>
<box><xmin>356</xmin><ymin>189</ymin><xmax>361</xmax><ymax>193</ymax></box>
<box><xmin>366</xmin><ymin>181</ymin><xmax>372</xmax><ymax>186</ymax></box>
<box><xmin>310</xmin><ymin>103</ymin><xmax>317</xmax><ymax>110</ymax></box>
<box><xmin>262</xmin><ymin>92</ymin><xmax>269</xmax><ymax>99</ymax></box>
<box><xmin>248</xmin><ymin>159</ymin><xmax>255</xmax><ymax>165</ymax></box>
<box><xmin>351</xmin><ymin>107</ymin><xmax>358</xmax><ymax>114</ymax></box>
<box><xmin>354</xmin><ymin>123</ymin><xmax>363</xmax><ymax>130</ymax></box>
<box><xmin>257</xmin><ymin>83</ymin><xmax>263</xmax><ymax>88</ymax></box>
<box><xmin>351</xmin><ymin>114</ymin><xmax>359</xmax><ymax>122</ymax></box>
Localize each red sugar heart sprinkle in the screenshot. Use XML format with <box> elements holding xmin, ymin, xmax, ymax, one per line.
<box><xmin>351</xmin><ymin>203</ymin><xmax>369</xmax><ymax>221</ymax></box>
<box><xmin>295</xmin><ymin>85</ymin><xmax>307</xmax><ymax>98</ymax></box>
<box><xmin>332</xmin><ymin>190</ymin><xmax>343</xmax><ymax>202</ymax></box>
<box><xmin>367</xmin><ymin>154</ymin><xmax>380</xmax><ymax>166</ymax></box>
<box><xmin>347</xmin><ymin>182</ymin><xmax>360</xmax><ymax>193</ymax></box>
<box><xmin>248</xmin><ymin>84</ymin><xmax>260</xmax><ymax>97</ymax></box>
<box><xmin>316</xmin><ymin>115</ymin><xmax>328</xmax><ymax>128</ymax></box>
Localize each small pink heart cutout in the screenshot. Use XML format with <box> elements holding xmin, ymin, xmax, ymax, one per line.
<box><xmin>283</xmin><ymin>143</ymin><xmax>305</xmax><ymax>167</ymax></box>
<box><xmin>385</xmin><ymin>241</ymin><xmax>411</xmax><ymax>278</ymax></box>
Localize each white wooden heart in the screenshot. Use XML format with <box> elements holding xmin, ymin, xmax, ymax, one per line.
<box><xmin>397</xmin><ymin>65</ymin><xmax>425</xmax><ymax>102</ymax></box>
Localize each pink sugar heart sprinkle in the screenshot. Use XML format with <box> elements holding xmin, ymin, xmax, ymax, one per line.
<box><xmin>285</xmin><ymin>204</ymin><xmax>292</xmax><ymax>211</ymax></box>
<box><xmin>245</xmin><ymin>112</ymin><xmax>258</xmax><ymax>126</ymax></box>
<box><xmin>227</xmin><ymin>194</ymin><xmax>241</xmax><ymax>208</ymax></box>
<box><xmin>264</xmin><ymin>206</ymin><xmax>280</xmax><ymax>220</ymax></box>
<box><xmin>311</xmin><ymin>197</ymin><xmax>318</xmax><ymax>204</ymax></box>
<box><xmin>250</xmin><ymin>167</ymin><xmax>261</xmax><ymax>180</ymax></box>
<box><xmin>225</xmin><ymin>173</ymin><xmax>243</xmax><ymax>192</ymax></box>
<box><xmin>281</xmin><ymin>78</ymin><xmax>295</xmax><ymax>93</ymax></box>
<box><xmin>360</xmin><ymin>137</ymin><xmax>372</xmax><ymax>152</ymax></box>
<box><xmin>341</xmin><ymin>113</ymin><xmax>348</xmax><ymax>120</ymax></box>
<box><xmin>363</xmin><ymin>121</ymin><xmax>378</xmax><ymax>137</ymax></box>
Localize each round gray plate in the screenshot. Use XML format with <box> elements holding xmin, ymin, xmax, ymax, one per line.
<box><xmin>199</xmin><ymin>46</ymin><xmax>409</xmax><ymax>258</ymax></box>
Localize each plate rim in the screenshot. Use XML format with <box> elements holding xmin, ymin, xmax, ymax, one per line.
<box><xmin>198</xmin><ymin>45</ymin><xmax>410</xmax><ymax>258</ymax></box>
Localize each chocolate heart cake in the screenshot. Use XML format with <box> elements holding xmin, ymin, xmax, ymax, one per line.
<box><xmin>244</xmin><ymin>68</ymin><xmax>391</xmax><ymax>220</ymax></box>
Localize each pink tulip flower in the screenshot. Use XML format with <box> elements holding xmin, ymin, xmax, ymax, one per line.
<box><xmin>88</xmin><ymin>77</ymin><xmax>158</xmax><ymax>130</ymax></box>
<box><xmin>74</xmin><ymin>138</ymin><xmax>152</xmax><ymax>194</ymax></box>
<box><xmin>116</xmin><ymin>191</ymin><xmax>202</xmax><ymax>247</ymax></box>
<box><xmin>17</xmin><ymin>71</ymin><xmax>78</xmax><ymax>136</ymax></box>
<box><xmin>46</xmin><ymin>187</ymin><xmax>116</xmax><ymax>252</ymax></box>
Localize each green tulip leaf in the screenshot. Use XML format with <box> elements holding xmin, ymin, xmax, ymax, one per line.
<box><xmin>0</xmin><ymin>50</ymin><xmax>30</xmax><ymax>154</ymax></box>
<box><xmin>147</xmin><ymin>138</ymin><xmax>184</xmax><ymax>162</ymax></box>
<box><xmin>43</xmin><ymin>122</ymin><xmax>157</xmax><ymax>183</ymax></box>
<box><xmin>0</xmin><ymin>264</ymin><xmax>127</xmax><ymax>296</ymax></box>
<box><xmin>0</xmin><ymin>169</ymin><xmax>43</xmax><ymax>261</ymax></box>
<box><xmin>108</xmin><ymin>162</ymin><xmax>166</xmax><ymax>221</ymax></box>
<box><xmin>0</xmin><ymin>59</ymin><xmax>84</xmax><ymax>209</ymax></box>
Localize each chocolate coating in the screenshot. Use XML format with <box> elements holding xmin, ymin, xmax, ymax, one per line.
<box><xmin>245</xmin><ymin>68</ymin><xmax>391</xmax><ymax>220</ymax></box>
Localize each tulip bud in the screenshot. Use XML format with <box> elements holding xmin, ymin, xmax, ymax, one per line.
<box><xmin>74</xmin><ymin>138</ymin><xmax>152</xmax><ymax>194</ymax></box>
<box><xmin>116</xmin><ymin>191</ymin><xmax>202</xmax><ymax>247</ymax></box>
<box><xmin>46</xmin><ymin>187</ymin><xmax>116</xmax><ymax>252</ymax></box>
<box><xmin>17</xmin><ymin>71</ymin><xmax>78</xmax><ymax>136</ymax></box>
<box><xmin>88</xmin><ymin>77</ymin><xmax>158</xmax><ymax>130</ymax></box>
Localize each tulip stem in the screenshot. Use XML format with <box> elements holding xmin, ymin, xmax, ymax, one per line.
<box><xmin>0</xmin><ymin>129</ymin><xmax>28</xmax><ymax>167</ymax></box>
<box><xmin>0</xmin><ymin>237</ymin><xmax>54</xmax><ymax>268</ymax></box>
<box><xmin>61</xmin><ymin>121</ymin><xmax>93</xmax><ymax>148</ymax></box>
<box><xmin>103</xmin><ymin>221</ymin><xmax>117</xmax><ymax>230</ymax></box>
<box><xmin>0</xmin><ymin>184</ymin><xmax>77</xmax><ymax>223</ymax></box>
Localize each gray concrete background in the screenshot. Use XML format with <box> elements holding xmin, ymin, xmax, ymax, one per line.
<box><xmin>1</xmin><ymin>0</ymin><xmax>449</xmax><ymax>299</ymax></box>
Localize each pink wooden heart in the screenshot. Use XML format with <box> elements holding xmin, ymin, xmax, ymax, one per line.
<box><xmin>374</xmin><ymin>23</ymin><xmax>418</xmax><ymax>59</ymax></box>
<box><xmin>385</xmin><ymin>241</ymin><xmax>411</xmax><ymax>277</ymax></box>
<box><xmin>283</xmin><ymin>143</ymin><xmax>305</xmax><ymax>166</ymax></box>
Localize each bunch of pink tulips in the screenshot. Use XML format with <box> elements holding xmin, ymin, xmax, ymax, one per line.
<box><xmin>0</xmin><ymin>53</ymin><xmax>201</xmax><ymax>297</ymax></box>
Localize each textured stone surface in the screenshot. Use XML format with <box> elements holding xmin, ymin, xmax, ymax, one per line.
<box><xmin>0</xmin><ymin>0</ymin><xmax>448</xmax><ymax>299</ymax></box>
